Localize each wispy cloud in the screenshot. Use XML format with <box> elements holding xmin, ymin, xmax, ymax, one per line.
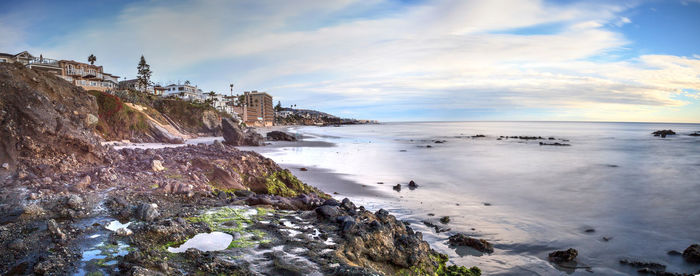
<box><xmin>1</xmin><ymin>0</ymin><xmax>699</xmax><ymax>122</ymax></box>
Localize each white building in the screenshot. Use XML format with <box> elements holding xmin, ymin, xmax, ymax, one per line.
<box><xmin>163</xmin><ymin>83</ymin><xmax>204</xmax><ymax>101</ymax></box>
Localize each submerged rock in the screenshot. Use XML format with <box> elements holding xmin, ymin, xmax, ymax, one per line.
<box><xmin>652</xmin><ymin>129</ymin><xmax>676</xmax><ymax>138</ymax></box>
<box><xmin>548</xmin><ymin>248</ymin><xmax>577</xmax><ymax>263</ymax></box>
<box><xmin>448</xmin><ymin>233</ymin><xmax>494</xmax><ymax>253</ymax></box>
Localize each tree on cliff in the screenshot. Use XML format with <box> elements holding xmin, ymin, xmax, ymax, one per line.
<box><xmin>275</xmin><ymin>101</ymin><xmax>282</xmax><ymax>111</ymax></box>
<box><xmin>88</xmin><ymin>54</ymin><xmax>96</xmax><ymax>65</ymax></box>
<box><xmin>136</xmin><ymin>55</ymin><xmax>151</xmax><ymax>91</ymax></box>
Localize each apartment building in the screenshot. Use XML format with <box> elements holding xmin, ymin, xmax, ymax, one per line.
<box><xmin>242</xmin><ymin>91</ymin><xmax>273</xmax><ymax>126</ymax></box>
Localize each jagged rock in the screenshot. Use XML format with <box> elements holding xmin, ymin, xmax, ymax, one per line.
<box><xmin>136</xmin><ymin>203</ymin><xmax>160</xmax><ymax>221</ymax></box>
<box><xmin>47</xmin><ymin>219</ymin><xmax>67</xmax><ymax>241</ymax></box>
<box><xmin>549</xmin><ymin>248</ymin><xmax>578</xmax><ymax>263</ymax></box>
<box><xmin>448</xmin><ymin>233</ymin><xmax>494</xmax><ymax>253</ymax></box>
<box><xmin>151</xmin><ymin>160</ymin><xmax>165</xmax><ymax>171</ymax></box>
<box><xmin>222</xmin><ymin>118</ymin><xmax>264</xmax><ymax>146</ymax></box>
<box><xmin>266</xmin><ymin>131</ymin><xmax>297</xmax><ymax>141</ymax></box>
<box><xmin>683</xmin><ymin>244</ymin><xmax>700</xmax><ymax>263</ymax></box>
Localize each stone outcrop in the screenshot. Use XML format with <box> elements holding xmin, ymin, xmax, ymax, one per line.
<box><xmin>222</xmin><ymin>117</ymin><xmax>264</xmax><ymax>146</ymax></box>
<box><xmin>0</xmin><ymin>63</ymin><xmax>107</xmax><ymax>179</ymax></box>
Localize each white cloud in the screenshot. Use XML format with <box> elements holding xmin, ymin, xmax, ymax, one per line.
<box><xmin>3</xmin><ymin>0</ymin><xmax>699</xmax><ymax>121</ymax></box>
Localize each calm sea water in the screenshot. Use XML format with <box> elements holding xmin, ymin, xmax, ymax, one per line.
<box><xmin>250</xmin><ymin>121</ymin><xmax>700</xmax><ymax>275</ymax></box>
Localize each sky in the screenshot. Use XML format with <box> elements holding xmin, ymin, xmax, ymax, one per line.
<box><xmin>1</xmin><ymin>0</ymin><xmax>699</xmax><ymax>122</ymax></box>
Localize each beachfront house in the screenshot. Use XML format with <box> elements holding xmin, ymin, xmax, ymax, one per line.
<box><xmin>163</xmin><ymin>83</ymin><xmax>205</xmax><ymax>101</ymax></box>
<box><xmin>1</xmin><ymin>50</ymin><xmax>119</xmax><ymax>91</ymax></box>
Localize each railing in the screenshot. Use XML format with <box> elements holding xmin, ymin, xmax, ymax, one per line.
<box><xmin>28</xmin><ymin>58</ymin><xmax>59</xmax><ymax>66</ymax></box>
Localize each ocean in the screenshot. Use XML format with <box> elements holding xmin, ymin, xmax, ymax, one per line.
<box><xmin>246</xmin><ymin>121</ymin><xmax>700</xmax><ymax>275</ymax></box>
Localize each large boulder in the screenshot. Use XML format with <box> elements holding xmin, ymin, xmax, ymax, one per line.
<box><xmin>222</xmin><ymin>118</ymin><xmax>264</xmax><ymax>146</ymax></box>
<box><xmin>266</xmin><ymin>131</ymin><xmax>297</xmax><ymax>141</ymax></box>
<box><xmin>683</xmin><ymin>244</ymin><xmax>700</xmax><ymax>263</ymax></box>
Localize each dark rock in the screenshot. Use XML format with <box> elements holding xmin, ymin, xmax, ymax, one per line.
<box><xmin>448</xmin><ymin>233</ymin><xmax>494</xmax><ymax>253</ymax></box>
<box><xmin>619</xmin><ymin>259</ymin><xmax>666</xmax><ymax>270</ymax></box>
<box><xmin>408</xmin><ymin>180</ymin><xmax>418</xmax><ymax>189</ymax></box>
<box><xmin>136</xmin><ymin>203</ymin><xmax>160</xmax><ymax>221</ymax></box>
<box><xmin>472</xmin><ymin>134</ymin><xmax>486</xmax><ymax>138</ymax></box>
<box><xmin>423</xmin><ymin>220</ymin><xmax>450</xmax><ymax>233</ymax></box>
<box><xmin>266</xmin><ymin>131</ymin><xmax>297</xmax><ymax>141</ymax></box>
<box><xmin>323</xmin><ymin>198</ymin><xmax>340</xmax><ymax>206</ymax></box>
<box><xmin>393</xmin><ymin>184</ymin><xmax>401</xmax><ymax>191</ymax></box>
<box><xmin>341</xmin><ymin>198</ymin><xmax>356</xmax><ymax>211</ymax></box>
<box><xmin>440</xmin><ymin>216</ymin><xmax>450</xmax><ymax>224</ymax></box>
<box><xmin>222</xmin><ymin>118</ymin><xmax>264</xmax><ymax>146</ymax></box>
<box><xmin>233</xmin><ymin>190</ymin><xmax>254</xmax><ymax>197</ymax></box>
<box><xmin>652</xmin><ymin>129</ymin><xmax>676</xmax><ymax>138</ymax></box>
<box><xmin>584</xmin><ymin>228</ymin><xmax>595</xmax><ymax>233</ymax></box>
<box><xmin>299</xmin><ymin>167</ymin><xmax>308</xmax><ymax>171</ymax></box>
<box><xmin>315</xmin><ymin>205</ymin><xmax>340</xmax><ymax>219</ymax></box>
<box><xmin>683</xmin><ymin>244</ymin><xmax>700</xmax><ymax>263</ymax></box>
<box><xmin>539</xmin><ymin>142</ymin><xmax>571</xmax><ymax>146</ymax></box>
<box><xmin>8</xmin><ymin>238</ymin><xmax>25</xmax><ymax>251</ymax></box>
<box><xmin>548</xmin><ymin>248</ymin><xmax>578</xmax><ymax>263</ymax></box>
<box><xmin>667</xmin><ymin>250</ymin><xmax>682</xmax><ymax>256</ymax></box>
<box><xmin>689</xmin><ymin>132</ymin><xmax>700</xmax><ymax>137</ymax></box>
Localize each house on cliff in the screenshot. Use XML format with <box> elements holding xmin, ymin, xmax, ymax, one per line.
<box><xmin>1</xmin><ymin>51</ymin><xmax>119</xmax><ymax>92</ymax></box>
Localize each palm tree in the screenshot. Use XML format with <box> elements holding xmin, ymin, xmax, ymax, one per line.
<box><xmin>88</xmin><ymin>54</ymin><xmax>96</xmax><ymax>65</ymax></box>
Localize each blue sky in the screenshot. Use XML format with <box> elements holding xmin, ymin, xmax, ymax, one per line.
<box><xmin>1</xmin><ymin>0</ymin><xmax>699</xmax><ymax>122</ymax></box>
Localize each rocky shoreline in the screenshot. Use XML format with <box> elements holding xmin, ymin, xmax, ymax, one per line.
<box><xmin>0</xmin><ymin>62</ymin><xmax>478</xmax><ymax>275</ymax></box>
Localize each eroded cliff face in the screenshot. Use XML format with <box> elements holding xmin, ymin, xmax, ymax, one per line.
<box><xmin>0</xmin><ymin>63</ymin><xmax>107</xmax><ymax>179</ymax></box>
